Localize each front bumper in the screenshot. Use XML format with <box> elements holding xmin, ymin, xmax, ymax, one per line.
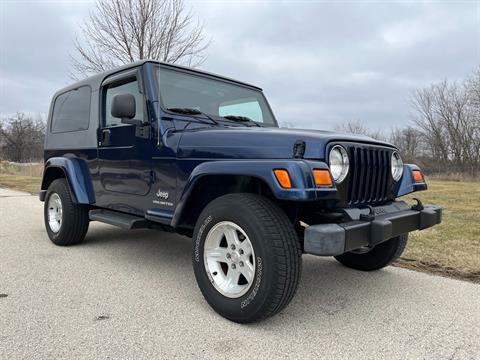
<box><xmin>304</xmin><ymin>201</ymin><xmax>442</xmax><ymax>256</ymax></box>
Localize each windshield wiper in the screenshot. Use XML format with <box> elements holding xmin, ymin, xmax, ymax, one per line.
<box><xmin>166</xmin><ymin>108</ymin><xmax>261</xmax><ymax>127</ymax></box>
<box><xmin>166</xmin><ymin>108</ymin><xmax>219</xmax><ymax>125</ymax></box>
<box><xmin>223</xmin><ymin>115</ymin><xmax>262</xmax><ymax>127</ymax></box>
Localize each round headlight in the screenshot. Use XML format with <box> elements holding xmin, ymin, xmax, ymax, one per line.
<box><xmin>391</xmin><ymin>151</ymin><xmax>404</xmax><ymax>181</ymax></box>
<box><xmin>329</xmin><ymin>145</ymin><xmax>349</xmax><ymax>183</ymax></box>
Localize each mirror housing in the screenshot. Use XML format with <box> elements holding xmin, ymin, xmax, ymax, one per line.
<box><xmin>111</xmin><ymin>94</ymin><xmax>137</xmax><ymax>124</ymax></box>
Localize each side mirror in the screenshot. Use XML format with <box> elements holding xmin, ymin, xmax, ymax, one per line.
<box><xmin>111</xmin><ymin>94</ymin><xmax>142</xmax><ymax>126</ymax></box>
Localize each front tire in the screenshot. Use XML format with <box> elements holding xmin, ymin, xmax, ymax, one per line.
<box><xmin>44</xmin><ymin>178</ymin><xmax>89</xmax><ymax>246</ymax></box>
<box><xmin>334</xmin><ymin>234</ymin><xmax>408</xmax><ymax>271</ymax></box>
<box><xmin>192</xmin><ymin>193</ymin><xmax>302</xmax><ymax>323</ymax></box>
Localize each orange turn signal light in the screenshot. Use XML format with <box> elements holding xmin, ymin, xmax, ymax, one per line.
<box><xmin>273</xmin><ymin>169</ymin><xmax>292</xmax><ymax>189</ymax></box>
<box><xmin>412</xmin><ymin>170</ymin><xmax>424</xmax><ymax>183</ymax></box>
<box><xmin>313</xmin><ymin>169</ymin><xmax>333</xmax><ymax>187</ymax></box>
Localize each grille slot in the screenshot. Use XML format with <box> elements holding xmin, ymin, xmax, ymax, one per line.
<box><xmin>346</xmin><ymin>146</ymin><xmax>391</xmax><ymax>205</ymax></box>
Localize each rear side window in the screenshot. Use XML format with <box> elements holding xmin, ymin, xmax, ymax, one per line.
<box><xmin>51</xmin><ymin>86</ymin><xmax>91</xmax><ymax>133</ymax></box>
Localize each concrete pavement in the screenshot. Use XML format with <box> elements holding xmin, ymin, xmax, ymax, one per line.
<box><xmin>1</xmin><ymin>188</ymin><xmax>479</xmax><ymax>359</ymax></box>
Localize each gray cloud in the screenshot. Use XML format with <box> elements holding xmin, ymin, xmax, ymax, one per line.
<box><xmin>0</xmin><ymin>1</ymin><xmax>92</xmax><ymax>116</ymax></box>
<box><xmin>1</xmin><ymin>0</ymin><xmax>478</xmax><ymax>132</ymax></box>
<box><xmin>193</xmin><ymin>0</ymin><xmax>479</xmax><ymax>129</ymax></box>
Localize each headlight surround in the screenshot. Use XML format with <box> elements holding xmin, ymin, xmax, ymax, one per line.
<box><xmin>328</xmin><ymin>145</ymin><xmax>349</xmax><ymax>183</ymax></box>
<box><xmin>391</xmin><ymin>151</ymin><xmax>404</xmax><ymax>181</ymax></box>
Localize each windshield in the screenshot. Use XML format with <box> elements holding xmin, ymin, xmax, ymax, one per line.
<box><xmin>156</xmin><ymin>67</ymin><xmax>277</xmax><ymax>126</ymax></box>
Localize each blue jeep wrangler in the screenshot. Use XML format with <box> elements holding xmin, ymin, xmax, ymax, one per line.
<box><xmin>40</xmin><ymin>60</ymin><xmax>441</xmax><ymax>323</ymax></box>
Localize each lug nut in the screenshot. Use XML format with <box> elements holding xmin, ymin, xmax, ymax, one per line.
<box><xmin>231</xmin><ymin>264</ymin><xmax>236</xmax><ymax>269</ymax></box>
<box><xmin>226</xmin><ymin>253</ymin><xmax>231</xmax><ymax>259</ymax></box>
<box><xmin>239</xmin><ymin>249</ymin><xmax>244</xmax><ymax>255</ymax></box>
<box><xmin>239</xmin><ymin>261</ymin><xmax>244</xmax><ymax>267</ymax></box>
<box><xmin>230</xmin><ymin>244</ymin><xmax>236</xmax><ymax>250</ymax></box>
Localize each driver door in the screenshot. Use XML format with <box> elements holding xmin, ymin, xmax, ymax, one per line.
<box><xmin>96</xmin><ymin>70</ymin><xmax>154</xmax><ymax>215</ymax></box>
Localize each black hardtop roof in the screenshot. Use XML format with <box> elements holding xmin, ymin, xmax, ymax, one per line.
<box><xmin>53</xmin><ymin>60</ymin><xmax>262</xmax><ymax>97</ymax></box>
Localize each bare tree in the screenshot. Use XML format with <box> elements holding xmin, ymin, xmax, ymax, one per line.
<box><xmin>410</xmin><ymin>68</ymin><xmax>480</xmax><ymax>176</ymax></box>
<box><xmin>466</xmin><ymin>66</ymin><xmax>480</xmax><ymax>108</ymax></box>
<box><xmin>334</xmin><ymin>120</ymin><xmax>385</xmax><ymax>141</ymax></box>
<box><xmin>71</xmin><ymin>0</ymin><xmax>209</xmax><ymax>77</ymax></box>
<box><xmin>0</xmin><ymin>113</ymin><xmax>46</xmax><ymax>162</ymax></box>
<box><xmin>389</xmin><ymin>126</ymin><xmax>423</xmax><ymax>164</ymax></box>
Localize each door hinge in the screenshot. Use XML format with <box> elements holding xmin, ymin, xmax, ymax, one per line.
<box><xmin>150</xmin><ymin>170</ymin><xmax>156</xmax><ymax>184</ymax></box>
<box><xmin>136</xmin><ymin>125</ymin><xmax>151</xmax><ymax>139</ymax></box>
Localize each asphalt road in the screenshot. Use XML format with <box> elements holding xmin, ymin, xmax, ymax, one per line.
<box><xmin>1</xmin><ymin>188</ymin><xmax>479</xmax><ymax>359</ymax></box>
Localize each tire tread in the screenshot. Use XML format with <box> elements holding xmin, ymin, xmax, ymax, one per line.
<box><xmin>193</xmin><ymin>193</ymin><xmax>302</xmax><ymax>323</ymax></box>
<box><xmin>44</xmin><ymin>178</ymin><xmax>89</xmax><ymax>246</ymax></box>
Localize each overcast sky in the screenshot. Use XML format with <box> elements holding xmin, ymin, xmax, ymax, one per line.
<box><xmin>0</xmin><ymin>0</ymin><xmax>478</xmax><ymax>130</ymax></box>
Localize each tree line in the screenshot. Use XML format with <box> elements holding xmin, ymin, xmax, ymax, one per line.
<box><xmin>0</xmin><ymin>113</ymin><xmax>46</xmax><ymax>163</ymax></box>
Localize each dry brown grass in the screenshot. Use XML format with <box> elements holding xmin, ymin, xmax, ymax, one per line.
<box><xmin>0</xmin><ymin>161</ymin><xmax>43</xmax><ymax>194</ymax></box>
<box><xmin>0</xmin><ymin>174</ymin><xmax>41</xmax><ymax>194</ymax></box>
<box><xmin>0</xmin><ymin>161</ymin><xmax>44</xmax><ymax>177</ymax></box>
<box><xmin>0</xmin><ymin>164</ymin><xmax>478</xmax><ymax>282</ymax></box>
<box><xmin>427</xmin><ymin>172</ymin><xmax>479</xmax><ymax>182</ymax></box>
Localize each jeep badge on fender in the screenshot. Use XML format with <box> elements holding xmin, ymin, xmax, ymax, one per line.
<box><xmin>39</xmin><ymin>60</ymin><xmax>442</xmax><ymax>323</ymax></box>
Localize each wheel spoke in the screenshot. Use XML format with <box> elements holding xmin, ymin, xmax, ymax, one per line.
<box><xmin>240</xmin><ymin>239</ymin><xmax>253</xmax><ymax>256</ymax></box>
<box><xmin>240</xmin><ymin>262</ymin><xmax>254</xmax><ymax>283</ymax></box>
<box><xmin>205</xmin><ymin>247</ymin><xmax>229</xmax><ymax>261</ymax></box>
<box><xmin>224</xmin><ymin>227</ymin><xmax>240</xmax><ymax>247</ymax></box>
<box><xmin>225</xmin><ymin>268</ymin><xmax>241</xmax><ymax>287</ymax></box>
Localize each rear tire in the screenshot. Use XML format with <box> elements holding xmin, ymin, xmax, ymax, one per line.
<box><xmin>192</xmin><ymin>193</ymin><xmax>302</xmax><ymax>323</ymax></box>
<box><xmin>334</xmin><ymin>234</ymin><xmax>408</xmax><ymax>271</ymax></box>
<box><xmin>44</xmin><ymin>178</ymin><xmax>89</xmax><ymax>246</ymax></box>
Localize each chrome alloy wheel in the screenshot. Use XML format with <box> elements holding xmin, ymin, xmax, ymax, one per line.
<box><xmin>47</xmin><ymin>193</ymin><xmax>63</xmax><ymax>233</ymax></box>
<box><xmin>203</xmin><ymin>221</ymin><xmax>256</xmax><ymax>298</ymax></box>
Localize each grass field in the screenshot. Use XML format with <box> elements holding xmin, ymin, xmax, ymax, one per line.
<box><xmin>0</xmin><ymin>162</ymin><xmax>43</xmax><ymax>193</ymax></box>
<box><xmin>0</xmin><ymin>163</ymin><xmax>478</xmax><ymax>282</ymax></box>
<box><xmin>397</xmin><ymin>180</ymin><xmax>480</xmax><ymax>282</ymax></box>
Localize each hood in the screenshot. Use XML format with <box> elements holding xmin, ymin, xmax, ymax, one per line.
<box><xmin>177</xmin><ymin>126</ymin><xmax>395</xmax><ymax>160</ymax></box>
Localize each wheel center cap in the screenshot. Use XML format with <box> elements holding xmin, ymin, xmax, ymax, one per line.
<box><xmin>230</xmin><ymin>252</ymin><xmax>240</xmax><ymax>263</ymax></box>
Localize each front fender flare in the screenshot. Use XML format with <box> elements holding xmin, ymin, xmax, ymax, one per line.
<box><xmin>171</xmin><ymin>159</ymin><xmax>337</xmax><ymax>227</ymax></box>
<box><xmin>41</xmin><ymin>157</ymin><xmax>95</xmax><ymax>204</ymax></box>
<box><xmin>395</xmin><ymin>164</ymin><xmax>428</xmax><ymax>197</ymax></box>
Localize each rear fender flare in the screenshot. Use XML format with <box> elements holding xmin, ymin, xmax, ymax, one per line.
<box><xmin>41</xmin><ymin>157</ymin><xmax>95</xmax><ymax>204</ymax></box>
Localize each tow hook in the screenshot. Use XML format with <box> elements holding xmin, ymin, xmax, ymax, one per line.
<box><xmin>359</xmin><ymin>205</ymin><xmax>375</xmax><ymax>222</ymax></box>
<box><xmin>411</xmin><ymin>198</ymin><xmax>424</xmax><ymax>211</ymax></box>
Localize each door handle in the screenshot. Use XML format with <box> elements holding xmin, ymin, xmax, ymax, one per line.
<box><xmin>101</xmin><ymin>129</ymin><xmax>111</xmax><ymax>146</ymax></box>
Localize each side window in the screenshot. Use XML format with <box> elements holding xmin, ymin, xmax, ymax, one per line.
<box><xmin>51</xmin><ymin>86</ymin><xmax>91</xmax><ymax>133</ymax></box>
<box><xmin>104</xmin><ymin>79</ymin><xmax>145</xmax><ymax>127</ymax></box>
<box><xmin>219</xmin><ymin>99</ymin><xmax>264</xmax><ymax>123</ymax></box>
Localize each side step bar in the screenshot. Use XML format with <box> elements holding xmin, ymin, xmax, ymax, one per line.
<box><xmin>89</xmin><ymin>209</ymin><xmax>150</xmax><ymax>230</ymax></box>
